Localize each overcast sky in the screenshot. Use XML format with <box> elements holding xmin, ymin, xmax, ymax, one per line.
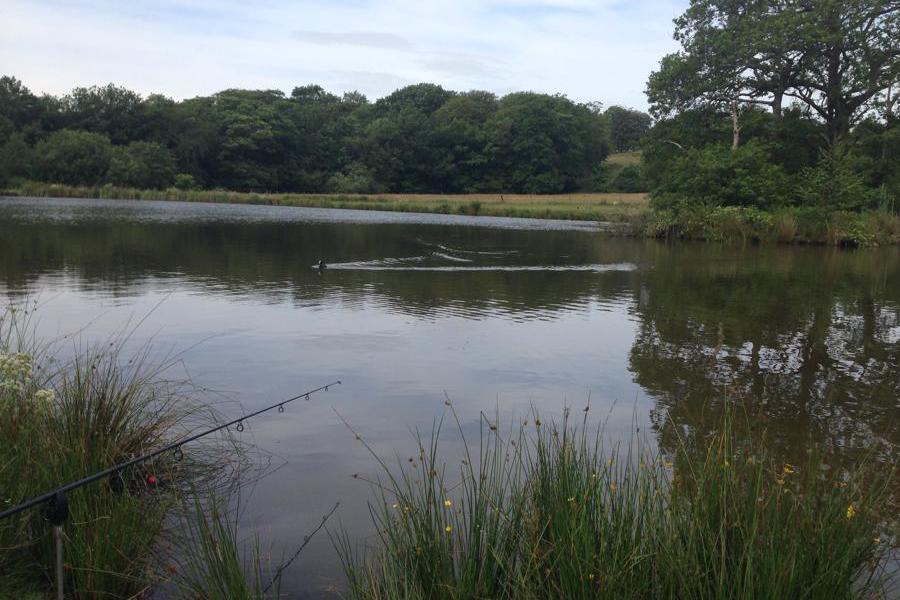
<box><xmin>2</xmin><ymin>0</ymin><xmax>686</xmax><ymax>110</ymax></box>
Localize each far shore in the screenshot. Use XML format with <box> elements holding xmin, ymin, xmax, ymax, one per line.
<box><xmin>1</xmin><ymin>183</ymin><xmax>650</xmax><ymax>225</ymax></box>
<box><xmin>3</xmin><ymin>183</ymin><xmax>898</xmax><ymax>246</ymax></box>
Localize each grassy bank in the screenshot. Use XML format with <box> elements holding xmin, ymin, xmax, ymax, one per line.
<box><xmin>1</xmin><ymin>182</ymin><xmax>650</xmax><ymax>224</ymax></box>
<box><xmin>4</xmin><ymin>181</ymin><xmax>899</xmax><ymax>245</ymax></box>
<box><xmin>339</xmin><ymin>410</ymin><xmax>897</xmax><ymax>599</ymax></box>
<box><xmin>647</xmin><ymin>205</ymin><xmax>900</xmax><ymax>247</ymax></box>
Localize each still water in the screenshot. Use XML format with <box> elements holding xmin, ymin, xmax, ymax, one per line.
<box><xmin>2</xmin><ymin>197</ymin><xmax>899</xmax><ymax>596</ymax></box>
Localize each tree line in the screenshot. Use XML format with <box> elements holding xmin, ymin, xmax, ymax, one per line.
<box><xmin>644</xmin><ymin>0</ymin><xmax>899</xmax><ymax>213</ymax></box>
<box><xmin>0</xmin><ymin>77</ymin><xmax>651</xmax><ymax>195</ymax></box>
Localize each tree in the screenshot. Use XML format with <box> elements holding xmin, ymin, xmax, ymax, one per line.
<box><xmin>605</xmin><ymin>106</ymin><xmax>652</xmax><ymax>152</ymax></box>
<box><xmin>649</xmin><ymin>0</ymin><xmax>900</xmax><ymax>147</ymax></box>
<box><xmin>0</xmin><ymin>133</ymin><xmax>33</xmax><ymax>184</ymax></box>
<box><xmin>62</xmin><ymin>83</ymin><xmax>145</xmax><ymax>144</ymax></box>
<box><xmin>107</xmin><ymin>141</ymin><xmax>176</xmax><ymax>189</ymax></box>
<box><xmin>432</xmin><ymin>91</ymin><xmax>498</xmax><ymax>192</ymax></box>
<box><xmin>359</xmin><ymin>84</ymin><xmax>455</xmax><ymax>192</ymax></box>
<box><xmin>207</xmin><ymin>89</ymin><xmax>298</xmax><ymax>191</ymax></box>
<box><xmin>35</xmin><ymin>129</ymin><xmax>112</xmax><ymax>185</ymax></box>
<box><xmin>485</xmin><ymin>93</ymin><xmax>609</xmax><ymax>193</ymax></box>
<box><xmin>790</xmin><ymin>0</ymin><xmax>900</xmax><ymax>144</ymax></box>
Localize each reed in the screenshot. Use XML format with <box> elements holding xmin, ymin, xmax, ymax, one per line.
<box><xmin>167</xmin><ymin>489</ymin><xmax>277</xmax><ymax>600</ymax></box>
<box><xmin>0</xmin><ymin>306</ymin><xmax>230</xmax><ymax>599</ymax></box>
<box><xmin>339</xmin><ymin>408</ymin><xmax>897</xmax><ymax>599</ymax></box>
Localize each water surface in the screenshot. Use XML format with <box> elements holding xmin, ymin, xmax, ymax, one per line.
<box><xmin>2</xmin><ymin>197</ymin><xmax>898</xmax><ymax>596</ymax></box>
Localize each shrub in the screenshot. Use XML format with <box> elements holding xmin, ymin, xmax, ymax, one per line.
<box><xmin>174</xmin><ymin>173</ymin><xmax>199</xmax><ymax>191</ymax></box>
<box><xmin>610</xmin><ymin>164</ymin><xmax>645</xmax><ymax>193</ymax></box>
<box><xmin>796</xmin><ymin>150</ymin><xmax>877</xmax><ymax>211</ymax></box>
<box><xmin>35</xmin><ymin>130</ymin><xmax>113</xmax><ymax>186</ymax></box>
<box><xmin>107</xmin><ymin>141</ymin><xmax>176</xmax><ymax>189</ymax></box>
<box><xmin>651</xmin><ymin>142</ymin><xmax>790</xmax><ymax>211</ymax></box>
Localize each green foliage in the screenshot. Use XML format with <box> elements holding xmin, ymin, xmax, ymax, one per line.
<box><xmin>340</xmin><ymin>410</ymin><xmax>896</xmax><ymax>598</ymax></box>
<box><xmin>0</xmin><ymin>74</ymin><xmax>617</xmax><ymax>195</ymax></box>
<box><xmin>0</xmin><ymin>133</ymin><xmax>33</xmax><ymax>184</ymax></box>
<box><xmin>797</xmin><ymin>150</ymin><xmax>877</xmax><ymax>212</ymax></box>
<box><xmin>605</xmin><ymin>106</ymin><xmax>652</xmax><ymax>152</ymax></box>
<box><xmin>485</xmin><ymin>93</ymin><xmax>609</xmax><ymax>193</ymax></box>
<box><xmin>173</xmin><ymin>173</ymin><xmax>198</xmax><ymax>191</ymax></box>
<box><xmin>108</xmin><ymin>141</ymin><xmax>176</xmax><ymax>189</ymax></box>
<box><xmin>610</xmin><ymin>165</ymin><xmax>645</xmax><ymax>193</ymax></box>
<box><xmin>651</xmin><ymin>142</ymin><xmax>790</xmax><ymax>210</ymax></box>
<box><xmin>62</xmin><ymin>83</ymin><xmax>145</xmax><ymax>145</ymax></box>
<box><xmin>35</xmin><ymin>129</ymin><xmax>113</xmax><ymax>186</ymax></box>
<box><xmin>327</xmin><ymin>163</ymin><xmax>380</xmax><ymax>194</ymax></box>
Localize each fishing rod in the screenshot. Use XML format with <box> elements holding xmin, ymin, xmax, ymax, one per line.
<box><xmin>0</xmin><ymin>380</ymin><xmax>341</xmax><ymax>522</ymax></box>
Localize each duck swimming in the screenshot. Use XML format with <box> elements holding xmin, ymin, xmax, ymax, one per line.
<box><xmin>317</xmin><ymin>259</ymin><xmax>327</xmax><ymax>271</ymax></box>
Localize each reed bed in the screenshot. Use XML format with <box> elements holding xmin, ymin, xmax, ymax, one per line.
<box><xmin>338</xmin><ymin>409</ymin><xmax>897</xmax><ymax>599</ymax></box>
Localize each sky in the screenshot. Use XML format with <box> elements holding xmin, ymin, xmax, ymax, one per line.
<box><xmin>2</xmin><ymin>0</ymin><xmax>686</xmax><ymax>110</ymax></box>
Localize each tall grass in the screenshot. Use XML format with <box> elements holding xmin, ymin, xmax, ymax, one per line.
<box><xmin>0</xmin><ymin>306</ymin><xmax>230</xmax><ymax>599</ymax></box>
<box><xmin>339</xmin><ymin>409</ymin><xmax>897</xmax><ymax>599</ymax></box>
<box><xmin>167</xmin><ymin>489</ymin><xmax>278</xmax><ymax>599</ymax></box>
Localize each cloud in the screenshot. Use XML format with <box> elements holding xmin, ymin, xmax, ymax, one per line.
<box><xmin>419</xmin><ymin>53</ymin><xmax>503</xmax><ymax>79</ymax></box>
<box><xmin>291</xmin><ymin>30</ymin><xmax>412</xmax><ymax>50</ymax></box>
<box><xmin>2</xmin><ymin>0</ymin><xmax>687</xmax><ymax>109</ymax></box>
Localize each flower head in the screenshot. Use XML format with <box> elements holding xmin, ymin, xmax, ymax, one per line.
<box><xmin>846</xmin><ymin>504</ymin><xmax>856</xmax><ymax>519</ymax></box>
<box><xmin>443</xmin><ymin>499</ymin><xmax>452</xmax><ymax>508</ymax></box>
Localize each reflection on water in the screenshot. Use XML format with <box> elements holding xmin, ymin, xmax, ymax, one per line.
<box><xmin>2</xmin><ymin>197</ymin><xmax>898</xmax><ymax>597</ymax></box>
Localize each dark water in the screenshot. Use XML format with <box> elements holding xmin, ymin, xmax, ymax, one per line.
<box><xmin>2</xmin><ymin>197</ymin><xmax>899</xmax><ymax>596</ymax></box>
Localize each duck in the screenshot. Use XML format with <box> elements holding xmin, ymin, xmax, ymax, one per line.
<box><xmin>317</xmin><ymin>259</ymin><xmax>327</xmax><ymax>271</ymax></box>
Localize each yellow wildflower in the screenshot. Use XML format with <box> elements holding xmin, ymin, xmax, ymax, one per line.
<box><xmin>846</xmin><ymin>504</ymin><xmax>856</xmax><ymax>519</ymax></box>
<box><xmin>783</xmin><ymin>464</ymin><xmax>795</xmax><ymax>475</ymax></box>
<box><xmin>588</xmin><ymin>573</ymin><xmax>595</xmax><ymax>581</ymax></box>
<box><xmin>444</xmin><ymin>499</ymin><xmax>452</xmax><ymax>508</ymax></box>
<box><xmin>445</xmin><ymin>525</ymin><xmax>452</xmax><ymax>534</ymax></box>
<box><xmin>664</xmin><ymin>461</ymin><xmax>674</xmax><ymax>469</ymax></box>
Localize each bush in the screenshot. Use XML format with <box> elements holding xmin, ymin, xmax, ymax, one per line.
<box><xmin>174</xmin><ymin>173</ymin><xmax>199</xmax><ymax>191</ymax></box>
<box><xmin>610</xmin><ymin>164</ymin><xmax>645</xmax><ymax>193</ymax></box>
<box><xmin>327</xmin><ymin>163</ymin><xmax>380</xmax><ymax>194</ymax></box>
<box><xmin>35</xmin><ymin>129</ymin><xmax>113</xmax><ymax>186</ymax></box>
<box><xmin>107</xmin><ymin>141</ymin><xmax>176</xmax><ymax>189</ymax></box>
<box><xmin>796</xmin><ymin>150</ymin><xmax>877</xmax><ymax>211</ymax></box>
<box><xmin>651</xmin><ymin>142</ymin><xmax>790</xmax><ymax>211</ymax></box>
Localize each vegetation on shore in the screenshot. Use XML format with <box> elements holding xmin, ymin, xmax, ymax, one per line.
<box><xmin>0</xmin><ymin>181</ymin><xmax>650</xmax><ymax>223</ymax></box>
<box><xmin>2</xmin><ymin>307</ymin><xmax>898</xmax><ymax>598</ymax></box>
<box><xmin>339</xmin><ymin>409</ymin><xmax>898</xmax><ymax>599</ymax></box>
<box><xmin>0</xmin><ymin>307</ymin><xmax>275</xmax><ymax>599</ymax></box>
<box><xmin>5</xmin><ymin>181</ymin><xmax>899</xmax><ymax>245</ymax></box>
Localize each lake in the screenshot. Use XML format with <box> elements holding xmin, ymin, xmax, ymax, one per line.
<box><xmin>2</xmin><ymin>196</ymin><xmax>898</xmax><ymax>597</ymax></box>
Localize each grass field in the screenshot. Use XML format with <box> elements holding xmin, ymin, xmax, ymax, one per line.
<box><xmin>3</xmin><ymin>182</ymin><xmax>652</xmax><ymax>224</ymax></box>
